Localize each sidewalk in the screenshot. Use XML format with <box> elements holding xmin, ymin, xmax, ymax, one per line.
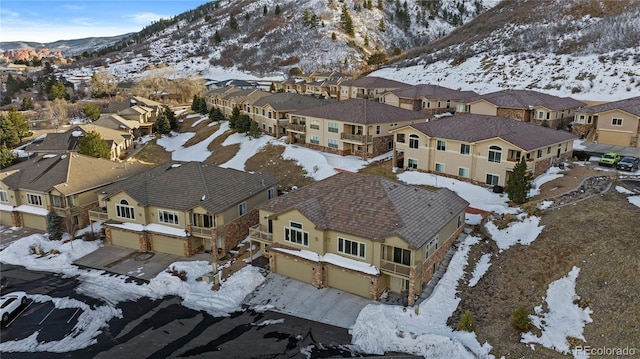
<box><xmin>580</xmin><ymin>141</ymin><xmax>640</xmax><ymax>157</ymax></box>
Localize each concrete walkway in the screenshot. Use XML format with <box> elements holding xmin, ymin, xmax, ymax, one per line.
<box><xmin>580</xmin><ymin>141</ymin><xmax>640</xmax><ymax>157</ymax></box>
<box><xmin>243</xmin><ymin>273</ymin><xmax>373</xmax><ymax>329</ymax></box>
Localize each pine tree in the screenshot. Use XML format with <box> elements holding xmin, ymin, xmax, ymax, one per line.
<box><xmin>21</xmin><ymin>97</ymin><xmax>34</xmax><ymax>111</ymax></box>
<box><xmin>191</xmin><ymin>94</ymin><xmax>199</xmax><ymax>110</ymax></box>
<box><xmin>229</xmin><ymin>107</ymin><xmax>241</xmax><ymax>129</ymax></box>
<box><xmin>275</xmin><ymin>4</ymin><xmax>281</xmax><ymax>15</ymax></box>
<box><xmin>5</xmin><ymin>108</ymin><xmax>32</xmax><ymax>143</ymax></box>
<box><xmin>82</xmin><ymin>103</ymin><xmax>101</xmax><ymax>121</ymax></box>
<box><xmin>156</xmin><ymin>115</ymin><xmax>171</xmax><ymax>134</ymax></box>
<box><xmin>214</xmin><ymin>30</ymin><xmax>222</xmax><ymax>43</ymax></box>
<box><xmin>506</xmin><ymin>157</ymin><xmax>533</xmax><ymax>204</ymax></box>
<box><xmin>364</xmin><ymin>34</ymin><xmax>369</xmax><ymax>46</ymax></box>
<box><xmin>270</xmin><ymin>82</ymin><xmax>276</xmax><ymax>92</ymax></box>
<box><xmin>164</xmin><ymin>106</ymin><xmax>178</xmax><ymax>130</ymax></box>
<box><xmin>78</xmin><ymin>131</ymin><xmax>111</xmax><ymax>159</ymax></box>
<box><xmin>0</xmin><ymin>114</ymin><xmax>20</xmax><ymax>148</ymax></box>
<box><xmin>46</xmin><ymin>209</ymin><xmax>63</xmax><ymax>241</ymax></box>
<box><xmin>49</xmin><ymin>81</ymin><xmax>68</xmax><ymax>100</ymax></box>
<box><xmin>248</xmin><ymin>120</ymin><xmax>261</xmax><ymax>138</ymax></box>
<box><xmin>236</xmin><ymin>114</ymin><xmax>252</xmax><ymax>133</ymax></box>
<box><xmin>379</xmin><ymin>18</ymin><xmax>386</xmax><ymax>31</ymax></box>
<box><xmin>209</xmin><ymin>107</ymin><xmax>224</xmax><ymax>122</ymax></box>
<box><xmin>340</xmin><ymin>4</ymin><xmax>355</xmax><ymax>37</ymax></box>
<box><xmin>457</xmin><ymin>310</ymin><xmax>476</xmax><ymax>332</ymax></box>
<box><xmin>303</xmin><ymin>9</ymin><xmax>311</xmax><ymax>26</ymax></box>
<box><xmin>199</xmin><ymin>98</ymin><xmax>208</xmax><ymax>115</ymax></box>
<box><xmin>263</xmin><ymin>5</ymin><xmax>268</xmax><ymax>15</ymax></box>
<box><xmin>332</xmin><ymin>32</ymin><xmax>337</xmax><ymax>41</ymax></box>
<box><xmin>378</xmin><ymin>0</ymin><xmax>383</xmax><ymax>10</ymax></box>
<box><xmin>229</xmin><ymin>13</ymin><xmax>238</xmax><ymax>30</ymax></box>
<box><xmin>0</xmin><ymin>143</ymin><xmax>18</xmax><ymax>169</ymax></box>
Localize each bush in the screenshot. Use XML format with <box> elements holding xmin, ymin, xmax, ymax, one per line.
<box><xmin>572</xmin><ymin>150</ymin><xmax>591</xmax><ymax>161</ymax></box>
<box><xmin>167</xmin><ymin>267</ymin><xmax>187</xmax><ymax>281</ymax></box>
<box><xmin>457</xmin><ymin>310</ymin><xmax>476</xmax><ymax>332</ymax></box>
<box><xmin>512</xmin><ymin>306</ymin><xmax>533</xmax><ymax>332</ymax></box>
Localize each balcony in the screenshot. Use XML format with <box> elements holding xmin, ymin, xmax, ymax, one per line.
<box><xmin>189</xmin><ymin>226</ymin><xmax>213</xmax><ymax>238</ymax></box>
<box><xmin>249</xmin><ymin>224</ymin><xmax>273</xmax><ymax>243</ymax></box>
<box><xmin>340</xmin><ymin>133</ymin><xmax>373</xmax><ymax>144</ymax></box>
<box><xmin>379</xmin><ymin>259</ymin><xmax>413</xmax><ymax>277</ymax></box>
<box><xmin>285</xmin><ymin>124</ymin><xmax>306</xmax><ymax>133</ymax></box>
<box><xmin>51</xmin><ymin>206</ymin><xmax>81</xmax><ymax>218</ymax></box>
<box><xmin>88</xmin><ymin>208</ymin><xmax>108</xmax><ymax>221</ymax></box>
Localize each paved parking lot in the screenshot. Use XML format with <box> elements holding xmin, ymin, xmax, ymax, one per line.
<box><xmin>0</xmin><ymin>227</ymin><xmax>43</xmax><ymax>251</ymax></box>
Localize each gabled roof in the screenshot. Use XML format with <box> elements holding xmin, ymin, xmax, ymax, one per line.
<box><xmin>577</xmin><ymin>96</ymin><xmax>640</xmax><ymax>116</ymax></box>
<box><xmin>258</xmin><ymin>173</ymin><xmax>468</xmax><ymax>248</ymax></box>
<box><xmin>403</xmin><ymin>114</ymin><xmax>576</xmax><ymax>151</ymax></box>
<box><xmin>226</xmin><ymin>89</ymin><xmax>271</xmax><ymax>104</ymax></box>
<box><xmin>131</xmin><ymin>96</ymin><xmax>162</xmax><ymax>108</ymax></box>
<box><xmin>1</xmin><ymin>153</ymin><xmax>149</xmax><ymax>195</ymax></box>
<box><xmin>340</xmin><ymin>76</ymin><xmax>408</xmax><ymax>89</ymax></box>
<box><xmin>205</xmin><ymin>86</ymin><xmax>242</xmax><ymax>96</ymax></box>
<box><xmin>98</xmin><ymin>162</ymin><xmax>279</xmax><ymax>214</ymax></box>
<box><xmin>94</xmin><ymin>114</ymin><xmax>141</xmax><ymax>130</ymax></box>
<box><xmin>253</xmin><ymin>92</ymin><xmax>327</xmax><ymax>111</ymax></box>
<box><xmin>389</xmin><ymin>84</ymin><xmax>478</xmax><ymax>101</ymax></box>
<box><xmin>25</xmin><ymin>124</ymin><xmax>130</xmax><ymax>153</ymax></box>
<box><xmin>118</xmin><ymin>105</ymin><xmax>149</xmax><ymax>116</ymax></box>
<box><xmin>468</xmin><ymin>89</ymin><xmax>585</xmax><ymax>110</ymax></box>
<box><xmin>292</xmin><ymin>98</ymin><xmax>427</xmax><ymax>124</ymax></box>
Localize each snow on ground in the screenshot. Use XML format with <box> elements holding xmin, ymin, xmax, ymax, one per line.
<box><xmin>521</xmin><ymin>267</ymin><xmax>592</xmax><ymax>357</ymax></box>
<box><xmin>398</xmin><ymin>171</ymin><xmax>518</xmax><ymax>214</ymax></box>
<box><xmin>627</xmin><ymin>196</ymin><xmax>640</xmax><ymax>208</ymax></box>
<box><xmin>465</xmin><ymin>213</ymin><xmax>483</xmax><ymax>225</ymax></box>
<box><xmin>529</xmin><ymin>167</ymin><xmax>565</xmax><ymax>197</ymax></box>
<box><xmin>0</xmin><ymin>233</ymin><xmax>266</xmax><ymax>352</ymax></box>
<box><xmin>352</xmin><ymin>235</ymin><xmax>493</xmax><ymax>358</ymax></box>
<box><xmin>485</xmin><ymin>214</ymin><xmax>544</xmax><ymax>252</ymax></box>
<box><xmin>136</xmin><ymin>135</ymin><xmax>155</xmax><ymax>145</ymax></box>
<box><xmin>219</xmin><ymin>134</ymin><xmax>276</xmax><ymax>171</ymax></box>
<box><xmin>539</xmin><ymin>200</ymin><xmax>554</xmax><ymax>210</ymax></box>
<box><xmin>468</xmin><ymin>253</ymin><xmax>492</xmax><ymax>287</ymax></box>
<box><xmin>572</xmin><ymin>140</ymin><xmax>587</xmax><ymax>150</ymax></box>
<box><xmin>157</xmin><ymin>122</ymin><xmax>230</xmax><ymax>162</ymax></box>
<box><xmin>615</xmin><ymin>186</ymin><xmax>635</xmax><ymax>194</ymax></box>
<box><xmin>190</xmin><ymin>116</ymin><xmax>208</xmax><ymax>127</ymax></box>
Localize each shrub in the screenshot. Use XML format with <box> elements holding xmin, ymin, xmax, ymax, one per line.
<box><xmin>167</xmin><ymin>267</ymin><xmax>187</xmax><ymax>281</ymax></box>
<box><xmin>572</xmin><ymin>150</ymin><xmax>591</xmax><ymax>161</ymax></box>
<box><xmin>512</xmin><ymin>306</ymin><xmax>533</xmax><ymax>332</ymax></box>
<box><xmin>457</xmin><ymin>310</ymin><xmax>476</xmax><ymax>332</ymax></box>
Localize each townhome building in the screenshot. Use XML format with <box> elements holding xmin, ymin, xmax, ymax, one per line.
<box><xmin>93</xmin><ymin>114</ymin><xmax>143</xmax><ymax>137</ymax></box>
<box><xmin>337</xmin><ymin>76</ymin><xmax>408</xmax><ymax>101</ymax></box>
<box><xmin>391</xmin><ymin>114</ymin><xmax>577</xmax><ymax>187</ymax></box>
<box><xmin>90</xmin><ymin>162</ymin><xmax>278</xmax><ymax>259</ymax></box>
<box><xmin>25</xmin><ymin>124</ymin><xmax>134</xmax><ymax>161</ymax></box>
<box><xmin>380</xmin><ymin>84</ymin><xmax>478</xmax><ymax>115</ymax></box>
<box><xmin>117</xmin><ymin>105</ymin><xmax>156</xmax><ymax>135</ymax></box>
<box><xmin>465</xmin><ymin>89</ymin><xmax>585</xmax><ymax>128</ymax></box>
<box><xmin>205</xmin><ymin>86</ymin><xmax>242</xmax><ymax>114</ymax></box>
<box><xmin>251</xmin><ymin>92</ymin><xmax>327</xmax><ymax>137</ymax></box>
<box><xmin>249</xmin><ymin>173</ymin><xmax>468</xmax><ymax>306</ymax></box>
<box><xmin>287</xmin><ymin>99</ymin><xmax>427</xmax><ymax>157</ymax></box>
<box><xmin>572</xmin><ymin>96</ymin><xmax>640</xmax><ymax>148</ymax></box>
<box><xmin>0</xmin><ymin>153</ymin><xmax>148</xmax><ymax>231</ymax></box>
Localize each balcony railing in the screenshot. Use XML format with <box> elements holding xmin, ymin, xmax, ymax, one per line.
<box><xmin>190</xmin><ymin>226</ymin><xmax>213</xmax><ymax>238</ymax></box>
<box><xmin>285</xmin><ymin>124</ymin><xmax>306</xmax><ymax>133</ymax></box>
<box><xmin>51</xmin><ymin>206</ymin><xmax>81</xmax><ymax>218</ymax></box>
<box><xmin>249</xmin><ymin>224</ymin><xmax>273</xmax><ymax>243</ymax></box>
<box><xmin>340</xmin><ymin>133</ymin><xmax>373</xmax><ymax>144</ymax></box>
<box><xmin>379</xmin><ymin>259</ymin><xmax>413</xmax><ymax>277</ymax></box>
<box><xmin>88</xmin><ymin>208</ymin><xmax>109</xmax><ymax>221</ymax></box>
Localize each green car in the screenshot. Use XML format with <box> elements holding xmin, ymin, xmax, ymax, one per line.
<box><xmin>598</xmin><ymin>152</ymin><xmax>621</xmax><ymax>166</ymax></box>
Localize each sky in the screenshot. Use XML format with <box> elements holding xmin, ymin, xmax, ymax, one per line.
<box><xmin>0</xmin><ymin>0</ymin><xmax>211</xmax><ymax>43</ymax></box>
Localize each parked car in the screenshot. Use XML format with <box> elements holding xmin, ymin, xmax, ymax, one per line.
<box><xmin>0</xmin><ymin>276</ymin><xmax>7</xmax><ymax>292</ymax></box>
<box><xmin>616</xmin><ymin>156</ymin><xmax>639</xmax><ymax>171</ymax></box>
<box><xmin>598</xmin><ymin>152</ymin><xmax>621</xmax><ymax>167</ymax></box>
<box><xmin>1</xmin><ymin>291</ymin><xmax>27</xmax><ymax>323</ymax></box>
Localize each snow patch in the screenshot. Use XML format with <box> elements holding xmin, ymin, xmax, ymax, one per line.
<box><xmin>485</xmin><ymin>215</ymin><xmax>544</xmax><ymax>252</ymax></box>
<box><xmin>468</xmin><ymin>253</ymin><xmax>491</xmax><ymax>287</ymax></box>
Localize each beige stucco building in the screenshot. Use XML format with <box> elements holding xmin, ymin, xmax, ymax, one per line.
<box><xmin>380</xmin><ymin>84</ymin><xmax>477</xmax><ymax>115</ymax></box>
<box><xmin>391</xmin><ymin>114</ymin><xmax>577</xmax><ymax>187</ymax></box>
<box><xmin>249</xmin><ymin>173</ymin><xmax>468</xmax><ymax>306</ymax></box>
<box><xmin>572</xmin><ymin>96</ymin><xmax>640</xmax><ymax>148</ymax></box>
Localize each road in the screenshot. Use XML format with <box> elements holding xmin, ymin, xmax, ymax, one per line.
<box><xmin>0</xmin><ymin>263</ymin><xmax>357</xmax><ymax>358</ymax></box>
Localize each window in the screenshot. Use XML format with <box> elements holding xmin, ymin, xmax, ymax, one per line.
<box><xmin>396</xmin><ymin>133</ymin><xmax>405</xmax><ymax>143</ymax></box>
<box><xmin>577</xmin><ymin>115</ymin><xmax>585</xmax><ymax>124</ymax></box>
<box><xmin>488</xmin><ymin>146</ymin><xmax>502</xmax><ymax>163</ymax></box>
<box><xmin>547</xmin><ymin>146</ymin><xmax>551</xmax><ymax>154</ymax></box>
<box><xmin>458</xmin><ymin>167</ymin><xmax>469</xmax><ymax>178</ymax></box>
<box><xmin>427</xmin><ymin>102</ymin><xmax>431</xmax><ymax>108</ymax></box>
<box><xmin>460</xmin><ymin>143</ymin><xmax>470</xmax><ymax>155</ymax></box>
<box><xmin>328</xmin><ymin>138</ymin><xmax>339</xmax><ymax>149</ymax></box>
<box><xmin>268</xmin><ymin>188</ymin><xmax>275</xmax><ymax>200</ymax></box>
<box><xmin>409</xmin><ymin>134</ymin><xmax>419</xmax><ymax>149</ymax></box>
<box><xmin>393</xmin><ymin>247</ymin><xmax>411</xmax><ymax>266</ymax></box>
<box><xmin>116</xmin><ymin>199</ymin><xmax>135</xmax><ymax>219</ymax></box>
<box><xmin>238</xmin><ymin>202</ymin><xmax>247</xmax><ymax>216</ymax></box>
<box><xmin>310</xmin><ymin>135</ymin><xmax>320</xmax><ymax>145</ymax></box>
<box><xmin>436</xmin><ymin>140</ymin><xmax>446</xmax><ymax>151</ymax></box>
<box><xmin>437</xmin><ymin>101</ymin><xmax>441</xmax><ymax>108</ymax></box>
<box><xmin>338</xmin><ymin>238</ymin><xmax>365</xmax><ymax>258</ymax></box>
<box><xmin>51</xmin><ymin>195</ymin><xmax>63</xmax><ymax>208</ymax></box>
<box><xmin>425</xmin><ymin>236</ymin><xmax>439</xmax><ymax>259</ymax></box>
<box><xmin>446</xmin><ymin>100</ymin><xmax>451</xmax><ymax>109</ymax></box>
<box><xmin>0</xmin><ymin>190</ymin><xmax>8</xmax><ymax>202</ymax></box>
<box><xmin>435</xmin><ymin>163</ymin><xmax>444</xmax><ymax>172</ymax></box>
<box><xmin>458</xmin><ymin>215</ymin><xmax>462</xmax><ymax>227</ymax></box>
<box><xmin>537</xmin><ymin>149</ymin><xmax>542</xmax><ymax>158</ymax></box>
<box><xmin>376</xmin><ymin>125</ymin><xmax>380</xmax><ymax>135</ymax></box>
<box><xmin>612</xmin><ymin>118</ymin><xmax>623</xmax><ymax>126</ymax></box>
<box><xmin>310</xmin><ymin>119</ymin><xmax>320</xmax><ymax>130</ymax></box>
<box><xmin>538</xmin><ymin>111</ymin><xmax>544</xmax><ymax>119</ymax></box>
<box><xmin>564</xmin><ymin>142</ymin><xmax>568</xmax><ymax>151</ymax></box>
<box><xmin>26</xmin><ymin>193</ymin><xmax>42</xmax><ymax>206</ymax></box>
<box><xmin>408</xmin><ymin>158</ymin><xmax>418</xmax><ymax>169</ymax></box>
<box><xmin>486</xmin><ymin>174</ymin><xmax>499</xmax><ymax>186</ymax></box>
<box><xmin>158</xmin><ymin>209</ymin><xmax>179</xmax><ymax>225</ymax></box>
<box><xmin>328</xmin><ymin>122</ymin><xmax>339</xmax><ymax>133</ymax></box>
<box><xmin>285</xmin><ymin>221</ymin><xmax>309</xmax><ymax>246</ymax></box>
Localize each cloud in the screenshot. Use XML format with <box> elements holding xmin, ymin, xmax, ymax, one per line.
<box><xmin>63</xmin><ymin>4</ymin><xmax>87</xmax><ymax>11</ymax></box>
<box><xmin>125</xmin><ymin>12</ymin><xmax>170</xmax><ymax>25</ymax></box>
<box><xmin>0</xmin><ymin>8</ymin><xmax>20</xmax><ymax>18</ymax></box>
<box><xmin>70</xmin><ymin>17</ymin><xmax>95</xmax><ymax>26</ymax></box>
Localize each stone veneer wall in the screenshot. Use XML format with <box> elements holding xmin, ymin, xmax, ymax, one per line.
<box><xmin>532</xmin><ymin>151</ymin><xmax>573</xmax><ymax>177</ymax></box>
<box><xmin>305</xmin><ymin>143</ymin><xmax>348</xmax><ymax>156</ymax></box>
<box><xmin>497</xmin><ymin>108</ymin><xmax>530</xmax><ymax>122</ymax></box>
<box><xmin>223</xmin><ymin>208</ymin><xmax>259</xmax><ymax>255</ymax></box>
<box><xmin>10</xmin><ymin>211</ymin><xmax>23</xmax><ymax>227</ymax></box>
<box><xmin>421</xmin><ymin>226</ymin><xmax>464</xmax><ymax>287</ymax></box>
<box><xmin>572</xmin><ymin>123</ymin><xmax>593</xmax><ymax>138</ymax></box>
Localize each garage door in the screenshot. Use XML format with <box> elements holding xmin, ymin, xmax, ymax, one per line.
<box><xmin>151</xmin><ymin>234</ymin><xmax>184</xmax><ymax>256</ymax></box>
<box><xmin>110</xmin><ymin>229</ymin><xmax>140</xmax><ymax>250</ymax></box>
<box><xmin>326</xmin><ymin>266</ymin><xmax>371</xmax><ymax>298</ymax></box>
<box><xmin>273</xmin><ymin>255</ymin><xmax>313</xmax><ymax>284</ymax></box>
<box><xmin>598</xmin><ymin>130</ymin><xmax>631</xmax><ymax>147</ymax></box>
<box><xmin>22</xmin><ymin>213</ymin><xmax>47</xmax><ymax>231</ymax></box>
<box><xmin>0</xmin><ymin>210</ymin><xmax>13</xmax><ymax>227</ymax></box>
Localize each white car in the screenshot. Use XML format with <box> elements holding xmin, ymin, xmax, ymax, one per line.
<box><xmin>1</xmin><ymin>291</ymin><xmax>27</xmax><ymax>323</ymax></box>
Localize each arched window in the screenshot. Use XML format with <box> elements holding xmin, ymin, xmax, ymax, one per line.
<box><xmin>409</xmin><ymin>134</ymin><xmax>419</xmax><ymax>149</ymax></box>
<box><xmin>116</xmin><ymin>199</ymin><xmax>135</xmax><ymax>219</ymax></box>
<box><xmin>488</xmin><ymin>146</ymin><xmax>502</xmax><ymax>163</ymax></box>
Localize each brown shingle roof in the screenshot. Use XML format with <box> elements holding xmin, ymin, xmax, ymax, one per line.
<box><xmin>578</xmin><ymin>96</ymin><xmax>640</xmax><ymax>116</ymax></box>
<box><xmin>469</xmin><ymin>89</ymin><xmax>585</xmax><ymax>110</ymax></box>
<box><xmin>291</xmin><ymin>98</ymin><xmax>428</xmax><ymax>124</ymax></box>
<box><xmin>407</xmin><ymin>114</ymin><xmax>577</xmax><ymax>151</ymax></box>
<box><xmin>253</xmin><ymin>92</ymin><xmax>327</xmax><ymax>111</ymax></box>
<box><xmin>390</xmin><ymin>84</ymin><xmax>478</xmax><ymax>101</ymax></box>
<box><xmin>25</xmin><ymin>125</ymin><xmax>130</xmax><ymax>153</ymax></box>
<box><xmin>98</xmin><ymin>162</ymin><xmax>279</xmax><ymax>214</ymax></box>
<box><xmin>341</xmin><ymin>76</ymin><xmax>408</xmax><ymax>89</ymax></box>
<box><xmin>258</xmin><ymin>173</ymin><xmax>468</xmax><ymax>248</ymax></box>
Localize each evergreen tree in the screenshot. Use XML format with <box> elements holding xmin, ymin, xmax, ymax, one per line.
<box><xmin>506</xmin><ymin>157</ymin><xmax>533</xmax><ymax>204</ymax></box>
<box><xmin>199</xmin><ymin>98</ymin><xmax>208</xmax><ymax>115</ymax></box>
<box><xmin>164</xmin><ymin>106</ymin><xmax>178</xmax><ymax>130</ymax></box>
<box><xmin>209</xmin><ymin>107</ymin><xmax>223</xmax><ymax>122</ymax></box>
<box><xmin>0</xmin><ymin>114</ymin><xmax>20</xmax><ymax>148</ymax></box>
<box><xmin>49</xmin><ymin>81</ymin><xmax>68</xmax><ymax>100</ymax></box>
<box><xmin>78</xmin><ymin>131</ymin><xmax>110</xmax><ymax>159</ymax></box>
<box><xmin>21</xmin><ymin>97</ymin><xmax>34</xmax><ymax>111</ymax></box>
<box><xmin>275</xmin><ymin>4</ymin><xmax>281</xmax><ymax>15</ymax></box>
<box><xmin>378</xmin><ymin>0</ymin><xmax>383</xmax><ymax>10</ymax></box>
<box><xmin>2</xmin><ymin>108</ymin><xmax>32</xmax><ymax>143</ymax></box>
<box><xmin>229</xmin><ymin>13</ymin><xmax>238</xmax><ymax>30</ymax></box>
<box><xmin>46</xmin><ymin>209</ymin><xmax>63</xmax><ymax>241</ymax></box>
<box><xmin>367</xmin><ymin>51</ymin><xmax>388</xmax><ymax>65</ymax></box>
<box><xmin>82</xmin><ymin>103</ymin><xmax>101</xmax><ymax>121</ymax></box>
<box><xmin>229</xmin><ymin>107</ymin><xmax>241</xmax><ymax>129</ymax></box>
<box><xmin>236</xmin><ymin>114</ymin><xmax>252</xmax><ymax>133</ymax></box>
<box><xmin>156</xmin><ymin>115</ymin><xmax>171</xmax><ymax>134</ymax></box>
<box><xmin>263</xmin><ymin>5</ymin><xmax>268</xmax><ymax>15</ymax></box>
<box><xmin>214</xmin><ymin>30</ymin><xmax>222</xmax><ymax>43</ymax></box>
<box><xmin>332</xmin><ymin>32</ymin><xmax>337</xmax><ymax>41</ymax></box>
<box><xmin>303</xmin><ymin>9</ymin><xmax>311</xmax><ymax>25</ymax></box>
<box><xmin>379</xmin><ymin>18</ymin><xmax>386</xmax><ymax>31</ymax></box>
<box><xmin>340</xmin><ymin>4</ymin><xmax>355</xmax><ymax>37</ymax></box>
<box><xmin>457</xmin><ymin>310</ymin><xmax>476</xmax><ymax>332</ymax></box>
<box><xmin>364</xmin><ymin>34</ymin><xmax>369</xmax><ymax>46</ymax></box>
<box><xmin>270</xmin><ymin>82</ymin><xmax>276</xmax><ymax>92</ymax></box>
<box><xmin>191</xmin><ymin>94</ymin><xmax>199</xmax><ymax>110</ymax></box>
<box><xmin>0</xmin><ymin>143</ymin><xmax>18</xmax><ymax>169</ymax></box>
<box><xmin>248</xmin><ymin>120</ymin><xmax>261</xmax><ymax>138</ymax></box>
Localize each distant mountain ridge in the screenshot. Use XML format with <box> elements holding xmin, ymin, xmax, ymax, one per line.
<box><xmin>0</xmin><ymin>34</ymin><xmax>133</xmax><ymax>58</ymax></box>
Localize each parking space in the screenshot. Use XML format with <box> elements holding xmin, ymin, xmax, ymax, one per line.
<box><xmin>0</xmin><ymin>227</ymin><xmax>43</xmax><ymax>252</ymax></box>
<box><xmin>1</xmin><ymin>297</ymin><xmax>81</xmax><ymax>342</ymax></box>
